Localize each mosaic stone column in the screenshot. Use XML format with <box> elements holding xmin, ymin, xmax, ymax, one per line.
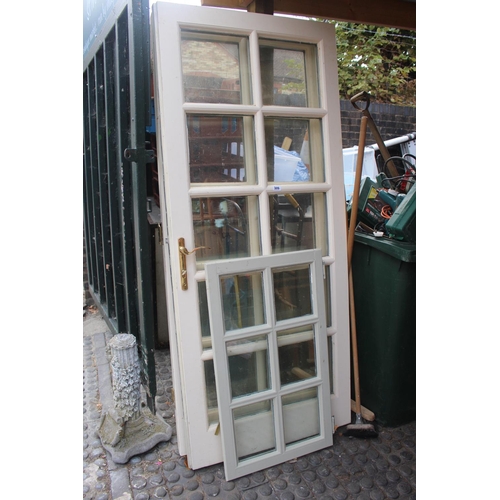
<box><xmin>98</xmin><ymin>334</ymin><xmax>172</xmax><ymax>463</ymax></box>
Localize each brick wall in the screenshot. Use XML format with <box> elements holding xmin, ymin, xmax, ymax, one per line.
<box><xmin>340</xmin><ymin>100</ymin><xmax>416</xmax><ymax>148</ymax></box>
<box><xmin>272</xmin><ymin>99</ymin><xmax>416</xmax><ymax>152</ymax></box>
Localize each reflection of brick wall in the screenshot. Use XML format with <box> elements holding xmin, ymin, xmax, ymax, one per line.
<box><xmin>182</xmin><ymin>40</ymin><xmax>240</xmax><ymax>80</ymax></box>
<box><xmin>340</xmin><ymin>100</ymin><xmax>416</xmax><ymax>148</ymax></box>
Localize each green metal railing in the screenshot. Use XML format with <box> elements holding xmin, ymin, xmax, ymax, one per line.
<box><xmin>83</xmin><ymin>0</ymin><xmax>157</xmax><ymax>411</ymax></box>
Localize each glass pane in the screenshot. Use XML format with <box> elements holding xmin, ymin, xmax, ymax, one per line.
<box><xmin>273</xmin><ymin>265</ymin><xmax>312</xmax><ymax>321</ymax></box>
<box><xmin>277</xmin><ymin>326</ymin><xmax>316</xmax><ymax>386</ymax></box>
<box><xmin>234</xmin><ymin>400</ymin><xmax>276</xmax><ymax>461</ymax></box>
<box><xmin>187</xmin><ymin>115</ymin><xmax>256</xmax><ymax>184</ymax></box>
<box><xmin>283</xmin><ymin>387</ymin><xmax>320</xmax><ymax>446</ymax></box>
<box><xmin>198</xmin><ymin>281</ymin><xmax>211</xmax><ymax>342</ymax></box>
<box><xmin>265</xmin><ymin>118</ymin><xmax>324</xmax><ymax>183</ymax></box>
<box><xmin>204</xmin><ymin>359</ymin><xmax>218</xmax><ymax>424</ymax></box>
<box><xmin>220</xmin><ymin>272</ymin><xmax>265</xmax><ymax>331</ymax></box>
<box><xmin>193</xmin><ymin>196</ymin><xmax>260</xmax><ymax>265</ymax></box>
<box><xmin>270</xmin><ymin>192</ymin><xmax>327</xmax><ymax>255</ymax></box>
<box><xmin>227</xmin><ymin>335</ymin><xmax>270</xmax><ymax>398</ymax></box>
<box><xmin>259</xmin><ymin>42</ymin><xmax>319</xmax><ymax>107</ymax></box>
<box><xmin>181</xmin><ymin>33</ymin><xmax>250</xmax><ymax>104</ymax></box>
<box><xmin>327</xmin><ymin>335</ymin><xmax>334</xmax><ymax>395</ymax></box>
<box><xmin>324</xmin><ymin>265</ymin><xmax>332</xmax><ymax>328</ymax></box>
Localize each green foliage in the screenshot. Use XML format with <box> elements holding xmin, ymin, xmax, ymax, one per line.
<box><xmin>316</xmin><ymin>21</ymin><xmax>416</xmax><ymax>106</ymax></box>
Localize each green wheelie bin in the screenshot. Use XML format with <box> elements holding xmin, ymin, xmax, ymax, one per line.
<box><xmin>351</xmin><ymin>232</ymin><xmax>416</xmax><ymax>427</ymax></box>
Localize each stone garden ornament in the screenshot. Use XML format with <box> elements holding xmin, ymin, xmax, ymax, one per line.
<box><xmin>98</xmin><ymin>333</ymin><xmax>172</xmax><ymax>463</ymax></box>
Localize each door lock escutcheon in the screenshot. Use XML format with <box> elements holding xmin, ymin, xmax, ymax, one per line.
<box><xmin>178</xmin><ymin>238</ymin><xmax>209</xmax><ymax>290</ymax></box>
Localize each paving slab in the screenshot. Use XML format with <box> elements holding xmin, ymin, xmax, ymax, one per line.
<box><xmin>83</xmin><ymin>310</ymin><xmax>416</xmax><ymax>500</ymax></box>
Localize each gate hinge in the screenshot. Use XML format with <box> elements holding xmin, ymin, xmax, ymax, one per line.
<box><xmin>123</xmin><ymin>147</ymin><xmax>155</xmax><ymax>164</ymax></box>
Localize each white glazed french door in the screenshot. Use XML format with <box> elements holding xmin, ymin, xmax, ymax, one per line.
<box><xmin>151</xmin><ymin>2</ymin><xmax>350</xmax><ymax>472</ymax></box>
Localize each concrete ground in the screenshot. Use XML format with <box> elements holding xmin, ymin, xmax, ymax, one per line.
<box><xmin>83</xmin><ymin>308</ymin><xmax>416</xmax><ymax>500</ymax></box>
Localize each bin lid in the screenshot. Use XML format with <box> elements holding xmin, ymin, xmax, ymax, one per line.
<box><xmin>354</xmin><ymin>232</ymin><xmax>416</xmax><ymax>263</ymax></box>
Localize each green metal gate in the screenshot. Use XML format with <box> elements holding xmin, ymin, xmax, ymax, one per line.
<box><xmin>83</xmin><ymin>0</ymin><xmax>156</xmax><ymax>410</ymax></box>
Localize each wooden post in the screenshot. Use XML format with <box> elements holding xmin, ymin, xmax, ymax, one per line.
<box><xmin>247</xmin><ymin>0</ymin><xmax>274</xmax><ymax>14</ymax></box>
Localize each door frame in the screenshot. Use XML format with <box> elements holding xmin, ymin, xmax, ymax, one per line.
<box><xmin>151</xmin><ymin>2</ymin><xmax>350</xmax><ymax>470</ymax></box>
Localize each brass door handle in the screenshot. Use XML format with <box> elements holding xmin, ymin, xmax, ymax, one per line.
<box><xmin>178</xmin><ymin>238</ymin><xmax>209</xmax><ymax>290</ymax></box>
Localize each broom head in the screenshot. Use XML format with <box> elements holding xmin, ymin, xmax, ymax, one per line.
<box><xmin>343</xmin><ymin>421</ymin><xmax>378</xmax><ymax>438</ymax></box>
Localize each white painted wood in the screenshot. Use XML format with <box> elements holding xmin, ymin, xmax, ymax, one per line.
<box><xmin>151</xmin><ymin>2</ymin><xmax>350</xmax><ymax>471</ymax></box>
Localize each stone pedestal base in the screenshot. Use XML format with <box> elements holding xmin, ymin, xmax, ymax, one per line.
<box><xmin>99</xmin><ymin>407</ymin><xmax>172</xmax><ymax>464</ymax></box>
